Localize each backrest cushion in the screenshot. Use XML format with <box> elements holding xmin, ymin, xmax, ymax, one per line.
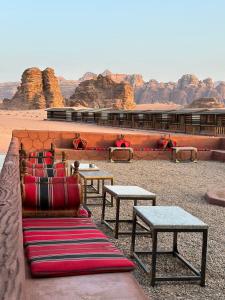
<box><xmin>28</xmin><ymin>151</ymin><xmax>53</xmax><ymax>164</ymax></box>
<box><xmin>26</xmin><ymin>167</ymin><xmax>66</xmax><ymax>177</ymax></box>
<box><xmin>22</xmin><ymin>176</ymin><xmax>81</xmax><ymax>210</ymax></box>
<box><xmin>25</xmin><ymin>161</ymin><xmax>64</xmax><ymax>169</ymax></box>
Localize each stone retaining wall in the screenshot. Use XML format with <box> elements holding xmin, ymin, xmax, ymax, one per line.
<box><xmin>13</xmin><ymin>129</ymin><xmax>222</xmax><ymax>161</ymax></box>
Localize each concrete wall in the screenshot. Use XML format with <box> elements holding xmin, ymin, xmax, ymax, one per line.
<box><xmin>0</xmin><ymin>137</ymin><xmax>25</xmax><ymax>300</ymax></box>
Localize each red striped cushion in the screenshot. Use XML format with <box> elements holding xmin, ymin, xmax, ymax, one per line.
<box><xmin>23</xmin><ymin>175</ymin><xmax>78</xmax><ymax>184</ymax></box>
<box><xmin>28</xmin><ymin>151</ymin><xmax>53</xmax><ymax>164</ymax></box>
<box><xmin>25</xmin><ymin>161</ymin><xmax>64</xmax><ymax>169</ymax></box>
<box><xmin>22</xmin><ymin>218</ymin><xmax>135</xmax><ymax>277</ymax></box>
<box><xmin>23</xmin><ymin>179</ymin><xmax>81</xmax><ymax>210</ymax></box>
<box><xmin>26</xmin><ymin>167</ymin><xmax>66</xmax><ymax>177</ymax></box>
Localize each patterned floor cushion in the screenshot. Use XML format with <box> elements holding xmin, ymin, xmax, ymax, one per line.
<box><xmin>22</xmin><ymin>218</ymin><xmax>135</xmax><ymax>277</ymax></box>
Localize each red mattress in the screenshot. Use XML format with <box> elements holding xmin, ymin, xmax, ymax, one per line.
<box><xmin>23</xmin><ymin>218</ymin><xmax>135</xmax><ymax>277</ymax></box>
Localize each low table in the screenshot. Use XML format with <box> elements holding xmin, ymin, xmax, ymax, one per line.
<box><xmin>131</xmin><ymin>206</ymin><xmax>208</xmax><ymax>286</ymax></box>
<box><xmin>171</xmin><ymin>147</ymin><xmax>198</xmax><ymax>163</ymax></box>
<box><xmin>108</xmin><ymin>147</ymin><xmax>133</xmax><ymax>163</ymax></box>
<box><xmin>79</xmin><ymin>170</ymin><xmax>114</xmax><ymax>206</ymax></box>
<box><xmin>102</xmin><ymin>185</ymin><xmax>156</xmax><ymax>239</ymax></box>
<box><xmin>70</xmin><ymin>162</ymin><xmax>99</xmax><ymax>175</ymax></box>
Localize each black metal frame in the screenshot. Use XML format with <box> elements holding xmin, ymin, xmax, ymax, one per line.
<box><xmin>131</xmin><ymin>211</ymin><xmax>208</xmax><ymax>286</ymax></box>
<box><xmin>101</xmin><ymin>189</ymin><xmax>156</xmax><ymax>239</ymax></box>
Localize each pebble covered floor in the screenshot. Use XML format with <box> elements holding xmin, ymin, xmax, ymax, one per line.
<box><xmin>83</xmin><ymin>160</ymin><xmax>225</xmax><ymax>300</ymax></box>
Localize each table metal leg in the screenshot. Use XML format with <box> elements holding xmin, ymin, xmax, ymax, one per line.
<box><xmin>200</xmin><ymin>229</ymin><xmax>208</xmax><ymax>286</ymax></box>
<box><xmin>110</xmin><ymin>178</ymin><xmax>114</xmax><ymax>206</ymax></box>
<box><xmin>101</xmin><ymin>190</ymin><xmax>107</xmax><ymax>223</ymax></box>
<box><xmin>173</xmin><ymin>232</ymin><xmax>178</xmax><ymax>255</ymax></box>
<box><xmin>131</xmin><ymin>210</ymin><xmax>137</xmax><ymax>256</ymax></box>
<box><xmin>97</xmin><ymin>179</ymin><xmax>101</xmax><ymax>194</ymax></box>
<box><xmin>151</xmin><ymin>230</ymin><xmax>158</xmax><ymax>287</ymax></box>
<box><xmin>115</xmin><ymin>198</ymin><xmax>120</xmax><ymax>239</ymax></box>
<box><xmin>152</xmin><ymin>197</ymin><xmax>156</xmax><ymax>206</ymax></box>
<box><xmin>84</xmin><ymin>179</ymin><xmax>87</xmax><ymax>205</ymax></box>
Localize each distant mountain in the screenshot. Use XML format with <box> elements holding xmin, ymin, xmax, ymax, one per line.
<box><xmin>1</xmin><ymin>70</ymin><xmax>225</xmax><ymax>106</ymax></box>
<box><xmin>0</xmin><ymin>82</ymin><xmax>18</xmax><ymax>99</ymax></box>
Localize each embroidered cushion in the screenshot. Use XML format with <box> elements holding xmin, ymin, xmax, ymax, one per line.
<box><xmin>22</xmin><ymin>218</ymin><xmax>135</xmax><ymax>277</ymax></box>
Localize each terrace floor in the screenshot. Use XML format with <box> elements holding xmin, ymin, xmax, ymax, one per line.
<box><xmin>83</xmin><ymin>159</ymin><xmax>225</xmax><ymax>300</ymax></box>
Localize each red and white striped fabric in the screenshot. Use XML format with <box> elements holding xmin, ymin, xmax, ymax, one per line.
<box><xmin>22</xmin><ymin>218</ymin><xmax>135</xmax><ymax>277</ymax></box>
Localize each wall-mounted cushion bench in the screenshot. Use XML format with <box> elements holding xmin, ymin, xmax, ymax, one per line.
<box><xmin>23</xmin><ymin>217</ymin><xmax>135</xmax><ymax>277</ymax></box>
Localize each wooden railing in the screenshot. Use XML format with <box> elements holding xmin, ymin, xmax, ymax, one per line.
<box><xmin>215</xmin><ymin>126</ymin><xmax>225</xmax><ymax>135</ymax></box>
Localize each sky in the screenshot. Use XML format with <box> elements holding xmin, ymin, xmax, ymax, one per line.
<box><xmin>0</xmin><ymin>0</ymin><xmax>225</xmax><ymax>82</ymax></box>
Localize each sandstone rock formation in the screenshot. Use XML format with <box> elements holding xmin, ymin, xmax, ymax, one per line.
<box><xmin>4</xmin><ymin>67</ymin><xmax>64</xmax><ymax>109</ymax></box>
<box><xmin>68</xmin><ymin>74</ymin><xmax>135</xmax><ymax>109</ymax></box>
<box><xmin>187</xmin><ymin>97</ymin><xmax>224</xmax><ymax>108</ymax></box>
<box><xmin>1</xmin><ymin>70</ymin><xmax>225</xmax><ymax>107</ymax></box>
<box><xmin>42</xmin><ymin>68</ymin><xmax>64</xmax><ymax>108</ymax></box>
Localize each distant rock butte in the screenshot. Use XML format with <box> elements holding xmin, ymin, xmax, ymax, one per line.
<box><xmin>1</xmin><ymin>70</ymin><xmax>225</xmax><ymax>107</ymax></box>
<box><xmin>3</xmin><ymin>67</ymin><xmax>64</xmax><ymax>109</ymax></box>
<box><xmin>187</xmin><ymin>97</ymin><xmax>224</xmax><ymax>108</ymax></box>
<box><xmin>68</xmin><ymin>74</ymin><xmax>135</xmax><ymax>109</ymax></box>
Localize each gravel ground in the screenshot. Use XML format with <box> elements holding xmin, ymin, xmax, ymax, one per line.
<box><xmin>83</xmin><ymin>160</ymin><xmax>225</xmax><ymax>300</ymax></box>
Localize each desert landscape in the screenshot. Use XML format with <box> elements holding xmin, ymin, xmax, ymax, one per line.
<box><xmin>1</xmin><ymin>1</ymin><xmax>225</xmax><ymax>300</ymax></box>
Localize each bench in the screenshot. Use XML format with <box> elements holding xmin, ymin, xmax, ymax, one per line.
<box><xmin>171</xmin><ymin>146</ymin><xmax>198</xmax><ymax>163</ymax></box>
<box><xmin>0</xmin><ymin>138</ymin><xmax>147</xmax><ymax>300</ymax></box>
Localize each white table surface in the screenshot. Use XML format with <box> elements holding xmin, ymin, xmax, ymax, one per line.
<box><xmin>104</xmin><ymin>185</ymin><xmax>156</xmax><ymax>199</ymax></box>
<box><xmin>134</xmin><ymin>206</ymin><xmax>208</xmax><ymax>229</ymax></box>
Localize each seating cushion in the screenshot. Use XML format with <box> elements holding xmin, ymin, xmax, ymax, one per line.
<box><xmin>115</xmin><ymin>139</ymin><xmax>131</xmax><ymax>147</ymax></box>
<box><xmin>28</xmin><ymin>151</ymin><xmax>53</xmax><ymax>164</ymax></box>
<box><xmin>23</xmin><ymin>175</ymin><xmax>78</xmax><ymax>184</ymax></box>
<box><xmin>22</xmin><ymin>177</ymin><xmax>81</xmax><ymax>210</ymax></box>
<box><xmin>73</xmin><ymin>138</ymin><xmax>87</xmax><ymax>150</ymax></box>
<box><xmin>25</xmin><ymin>161</ymin><xmax>64</xmax><ymax>169</ymax></box>
<box><xmin>23</xmin><ymin>218</ymin><xmax>135</xmax><ymax>277</ymax></box>
<box><xmin>26</xmin><ymin>167</ymin><xmax>66</xmax><ymax>177</ymax></box>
